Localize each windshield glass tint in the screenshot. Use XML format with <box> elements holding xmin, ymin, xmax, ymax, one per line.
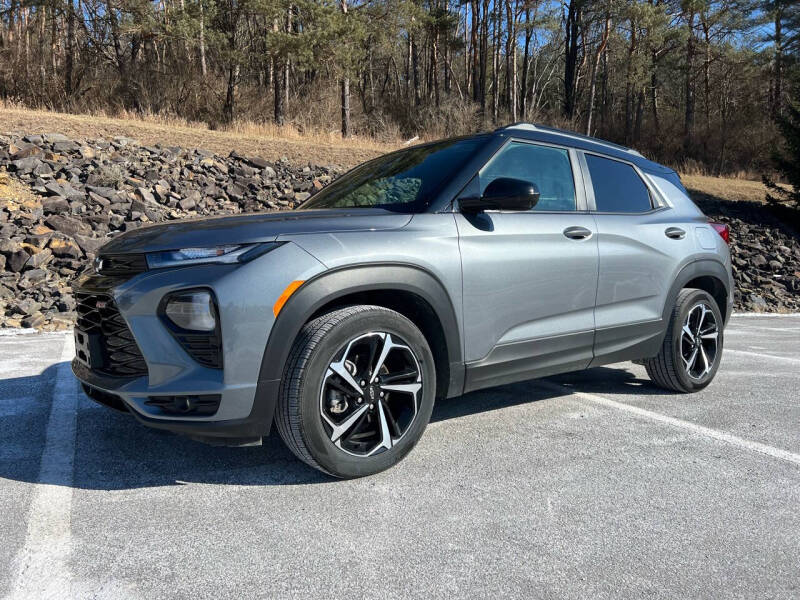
<box><xmin>301</xmin><ymin>137</ymin><xmax>488</xmax><ymax>212</ymax></box>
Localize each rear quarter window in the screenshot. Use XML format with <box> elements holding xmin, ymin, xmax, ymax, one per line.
<box><xmin>586</xmin><ymin>154</ymin><xmax>653</xmax><ymax>213</ymax></box>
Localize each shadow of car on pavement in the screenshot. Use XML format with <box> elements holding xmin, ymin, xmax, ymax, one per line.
<box><xmin>0</xmin><ymin>361</ymin><xmax>673</xmax><ymax>491</ymax></box>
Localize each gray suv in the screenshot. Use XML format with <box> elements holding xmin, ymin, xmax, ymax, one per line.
<box><xmin>72</xmin><ymin>124</ymin><xmax>734</xmax><ymax>477</ymax></box>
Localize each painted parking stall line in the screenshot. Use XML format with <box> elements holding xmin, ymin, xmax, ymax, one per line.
<box><xmin>539</xmin><ymin>381</ymin><xmax>800</xmax><ymax>467</ymax></box>
<box><xmin>724</xmin><ymin>349</ymin><xmax>800</xmax><ymax>364</ymax></box>
<box><xmin>9</xmin><ymin>334</ymin><xmax>78</xmax><ymax>600</ymax></box>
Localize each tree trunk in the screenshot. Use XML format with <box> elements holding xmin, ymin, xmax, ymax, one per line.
<box><xmin>633</xmin><ymin>88</ymin><xmax>644</xmax><ymax>143</ymax></box>
<box><xmin>471</xmin><ymin>0</ymin><xmax>479</xmax><ymax>102</ymax></box>
<box><xmin>274</xmin><ymin>60</ymin><xmax>284</xmax><ymax>125</ymax></box>
<box><xmin>340</xmin><ymin>0</ymin><xmax>351</xmax><ymax>136</ymax></box>
<box><xmin>624</xmin><ymin>20</ymin><xmax>637</xmax><ymax>144</ymax></box>
<box><xmin>432</xmin><ymin>0</ymin><xmax>440</xmax><ymax>107</ymax></box>
<box><xmin>520</xmin><ymin>7</ymin><xmax>530</xmax><ymax>119</ymax></box>
<box><xmin>443</xmin><ymin>0</ymin><xmax>451</xmax><ymax>94</ymax></box>
<box><xmin>284</xmin><ymin>6</ymin><xmax>291</xmax><ymax>109</ymax></box>
<box><xmin>412</xmin><ymin>32</ymin><xmax>421</xmax><ymax>106</ymax></box>
<box><xmin>563</xmin><ymin>0</ymin><xmax>581</xmax><ymax>121</ymax></box>
<box><xmin>684</xmin><ymin>9</ymin><xmax>696</xmax><ymax>154</ymax></box>
<box><xmin>586</xmin><ymin>10</ymin><xmax>610</xmax><ymax>135</ymax></box>
<box><xmin>479</xmin><ymin>0</ymin><xmax>489</xmax><ymax>117</ymax></box>
<box><xmin>701</xmin><ymin>16</ymin><xmax>711</xmax><ymax>137</ymax></box>
<box><xmin>223</xmin><ymin>63</ymin><xmax>238</xmax><ymax>124</ymax></box>
<box><xmin>273</xmin><ymin>18</ymin><xmax>284</xmax><ymax>125</ymax></box>
<box><xmin>491</xmin><ymin>0</ymin><xmax>499</xmax><ymax>122</ymax></box>
<box><xmin>199</xmin><ymin>0</ymin><xmax>207</xmax><ymax>78</ymax></box>
<box><xmin>341</xmin><ymin>78</ymin><xmax>351</xmax><ymax>137</ymax></box>
<box><xmin>65</xmin><ymin>0</ymin><xmax>75</xmax><ymax>98</ymax></box>
<box><xmin>772</xmin><ymin>6</ymin><xmax>783</xmax><ymax>116</ymax></box>
<box><xmin>650</xmin><ymin>50</ymin><xmax>660</xmax><ymax>132</ymax></box>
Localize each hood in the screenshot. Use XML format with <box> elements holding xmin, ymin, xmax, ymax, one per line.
<box><xmin>98</xmin><ymin>208</ymin><xmax>413</xmax><ymax>254</ymax></box>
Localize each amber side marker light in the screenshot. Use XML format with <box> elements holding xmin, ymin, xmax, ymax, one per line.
<box><xmin>273</xmin><ymin>280</ymin><xmax>305</xmax><ymax>317</ymax></box>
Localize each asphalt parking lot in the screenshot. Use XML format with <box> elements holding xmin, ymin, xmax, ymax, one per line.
<box><xmin>1</xmin><ymin>314</ymin><xmax>799</xmax><ymax>599</ymax></box>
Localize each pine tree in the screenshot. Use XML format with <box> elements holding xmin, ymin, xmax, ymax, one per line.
<box><xmin>764</xmin><ymin>97</ymin><xmax>800</xmax><ymax>207</ymax></box>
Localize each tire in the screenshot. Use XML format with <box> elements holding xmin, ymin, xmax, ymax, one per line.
<box><xmin>275</xmin><ymin>305</ymin><xmax>437</xmax><ymax>478</ymax></box>
<box><xmin>644</xmin><ymin>288</ymin><xmax>724</xmax><ymax>393</ymax></box>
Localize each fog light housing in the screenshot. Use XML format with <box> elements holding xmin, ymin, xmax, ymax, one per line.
<box><xmin>165</xmin><ymin>290</ymin><xmax>216</xmax><ymax>331</ymax></box>
<box><xmin>160</xmin><ymin>289</ymin><xmax>224</xmax><ymax>369</ymax></box>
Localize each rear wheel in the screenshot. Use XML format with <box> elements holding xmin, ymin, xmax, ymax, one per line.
<box><xmin>644</xmin><ymin>288</ymin><xmax>723</xmax><ymax>393</ymax></box>
<box><xmin>275</xmin><ymin>305</ymin><xmax>436</xmax><ymax>477</ymax></box>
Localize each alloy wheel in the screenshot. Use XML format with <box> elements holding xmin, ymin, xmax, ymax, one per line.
<box><xmin>319</xmin><ymin>332</ymin><xmax>423</xmax><ymax>457</ymax></box>
<box><xmin>680</xmin><ymin>302</ymin><xmax>719</xmax><ymax>380</ymax></box>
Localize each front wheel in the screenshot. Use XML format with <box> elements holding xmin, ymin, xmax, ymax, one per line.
<box><xmin>275</xmin><ymin>305</ymin><xmax>436</xmax><ymax>478</ymax></box>
<box><xmin>644</xmin><ymin>288</ymin><xmax>724</xmax><ymax>393</ymax></box>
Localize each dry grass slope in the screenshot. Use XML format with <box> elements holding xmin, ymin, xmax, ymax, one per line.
<box><xmin>1</xmin><ymin>104</ymin><xmax>771</xmax><ymax>205</ymax></box>
<box><xmin>0</xmin><ymin>104</ymin><xmax>393</xmax><ymax>168</ymax></box>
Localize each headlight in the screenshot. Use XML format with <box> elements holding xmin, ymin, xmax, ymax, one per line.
<box><xmin>146</xmin><ymin>242</ymin><xmax>283</xmax><ymax>269</ymax></box>
<box><xmin>164</xmin><ymin>290</ymin><xmax>217</xmax><ymax>331</ymax></box>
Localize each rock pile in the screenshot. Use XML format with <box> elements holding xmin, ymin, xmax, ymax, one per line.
<box><xmin>692</xmin><ymin>195</ymin><xmax>800</xmax><ymax>313</ymax></box>
<box><xmin>0</xmin><ymin>132</ymin><xmax>798</xmax><ymax>331</ymax></box>
<box><xmin>0</xmin><ymin>132</ymin><xmax>341</xmax><ymax>329</ymax></box>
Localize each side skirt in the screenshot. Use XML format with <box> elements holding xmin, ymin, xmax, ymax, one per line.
<box><xmin>462</xmin><ymin>319</ymin><xmax>666</xmax><ymax>394</ymax></box>
<box><xmin>590</xmin><ymin>319</ymin><xmax>664</xmax><ymax>367</ymax></box>
<box><xmin>463</xmin><ymin>331</ymin><xmax>594</xmax><ymax>394</ymax></box>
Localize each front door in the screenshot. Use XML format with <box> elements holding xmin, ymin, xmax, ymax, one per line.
<box><xmin>455</xmin><ymin>140</ymin><xmax>599</xmax><ymax>392</ymax></box>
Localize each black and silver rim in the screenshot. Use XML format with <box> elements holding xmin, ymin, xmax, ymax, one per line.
<box><xmin>319</xmin><ymin>332</ymin><xmax>423</xmax><ymax>457</ymax></box>
<box><xmin>680</xmin><ymin>302</ymin><xmax>719</xmax><ymax>380</ymax></box>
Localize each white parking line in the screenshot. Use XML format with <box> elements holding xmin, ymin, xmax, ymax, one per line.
<box><xmin>731</xmin><ymin>312</ymin><xmax>800</xmax><ymax>318</ymax></box>
<box><xmin>539</xmin><ymin>381</ymin><xmax>800</xmax><ymax>467</ymax></box>
<box><xmin>8</xmin><ymin>334</ymin><xmax>77</xmax><ymax>600</ymax></box>
<box><xmin>725</xmin><ymin>349</ymin><xmax>800</xmax><ymax>364</ymax></box>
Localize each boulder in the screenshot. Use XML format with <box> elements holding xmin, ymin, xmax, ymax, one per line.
<box><xmin>45</xmin><ymin>214</ymin><xmax>92</xmax><ymax>236</ymax></box>
<box><xmin>48</xmin><ymin>237</ymin><xmax>83</xmax><ymax>259</ymax></box>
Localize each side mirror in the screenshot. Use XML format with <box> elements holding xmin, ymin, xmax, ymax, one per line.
<box><xmin>459</xmin><ymin>177</ymin><xmax>540</xmax><ymax>212</ymax></box>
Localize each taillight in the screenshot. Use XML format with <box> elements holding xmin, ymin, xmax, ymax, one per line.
<box><xmin>709</xmin><ymin>222</ymin><xmax>730</xmax><ymax>244</ymax></box>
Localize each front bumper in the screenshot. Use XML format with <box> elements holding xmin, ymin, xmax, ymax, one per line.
<box><xmin>71</xmin><ymin>242</ymin><xmax>325</xmax><ymax>439</ymax></box>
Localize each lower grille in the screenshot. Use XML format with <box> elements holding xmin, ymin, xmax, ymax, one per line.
<box><xmin>170</xmin><ymin>331</ymin><xmax>223</xmax><ymax>369</ymax></box>
<box><xmin>75</xmin><ymin>293</ymin><xmax>148</xmax><ymax>377</ymax></box>
<box><xmin>81</xmin><ymin>384</ymin><xmax>130</xmax><ymax>412</ymax></box>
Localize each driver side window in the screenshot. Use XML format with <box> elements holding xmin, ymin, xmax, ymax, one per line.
<box><xmin>480</xmin><ymin>142</ymin><xmax>577</xmax><ymax>211</ymax></box>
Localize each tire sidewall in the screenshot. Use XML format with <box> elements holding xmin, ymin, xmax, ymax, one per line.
<box><xmin>298</xmin><ymin>309</ymin><xmax>436</xmax><ymax>478</ymax></box>
<box><xmin>671</xmin><ymin>290</ymin><xmax>724</xmax><ymax>392</ymax></box>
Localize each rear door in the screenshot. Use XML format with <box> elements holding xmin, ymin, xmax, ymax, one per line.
<box><xmin>582</xmin><ymin>152</ymin><xmax>693</xmax><ymax>363</ymax></box>
<box><xmin>456</xmin><ymin>140</ymin><xmax>599</xmax><ymax>392</ymax></box>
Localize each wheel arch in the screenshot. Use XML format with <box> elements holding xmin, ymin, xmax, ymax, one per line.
<box><xmin>663</xmin><ymin>259</ymin><xmax>732</xmax><ymax>325</ymax></box>
<box><xmin>256</xmin><ymin>263</ymin><xmax>464</xmax><ymax>404</ymax></box>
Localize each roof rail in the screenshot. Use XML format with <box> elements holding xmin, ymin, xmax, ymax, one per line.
<box><xmin>501</xmin><ymin>122</ymin><xmax>644</xmax><ymax>158</ymax></box>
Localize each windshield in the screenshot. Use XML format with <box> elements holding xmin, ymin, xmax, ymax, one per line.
<box><xmin>300</xmin><ymin>136</ymin><xmax>488</xmax><ymax>213</ymax></box>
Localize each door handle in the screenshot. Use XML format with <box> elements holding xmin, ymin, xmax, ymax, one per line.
<box><xmin>665</xmin><ymin>227</ymin><xmax>686</xmax><ymax>240</ymax></box>
<box><xmin>563</xmin><ymin>226</ymin><xmax>593</xmax><ymax>240</ymax></box>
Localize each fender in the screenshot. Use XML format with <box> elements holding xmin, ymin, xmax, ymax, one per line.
<box><xmin>252</xmin><ymin>263</ymin><xmax>465</xmax><ymax>432</ymax></box>
<box><xmin>661</xmin><ymin>258</ymin><xmax>733</xmax><ymax>325</ymax></box>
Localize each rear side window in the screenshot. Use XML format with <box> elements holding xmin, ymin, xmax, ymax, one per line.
<box><xmin>586</xmin><ymin>154</ymin><xmax>652</xmax><ymax>213</ymax></box>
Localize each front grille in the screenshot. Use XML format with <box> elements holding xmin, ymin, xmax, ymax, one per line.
<box><xmin>75</xmin><ymin>293</ymin><xmax>148</xmax><ymax>377</ymax></box>
<box><xmin>97</xmin><ymin>253</ymin><xmax>148</xmax><ymax>277</ymax></box>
